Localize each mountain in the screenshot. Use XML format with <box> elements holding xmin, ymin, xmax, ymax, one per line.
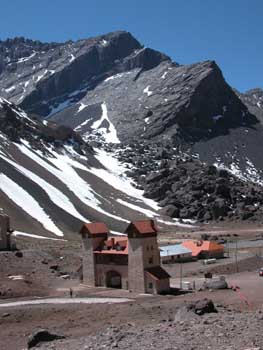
<box><xmin>1</xmin><ymin>31</ymin><xmax>263</xmax><ymax>232</ymax></box>
<box><xmin>0</xmin><ymin>97</ymin><xmax>184</xmax><ymax>238</ymax></box>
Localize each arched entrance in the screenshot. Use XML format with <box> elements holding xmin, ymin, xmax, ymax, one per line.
<box><xmin>106</xmin><ymin>270</ymin><xmax>122</xmax><ymax>288</ymax></box>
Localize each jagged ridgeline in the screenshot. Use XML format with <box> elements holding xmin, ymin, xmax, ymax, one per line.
<box><xmin>0</xmin><ymin>31</ymin><xmax>263</xmax><ymax>237</ymax></box>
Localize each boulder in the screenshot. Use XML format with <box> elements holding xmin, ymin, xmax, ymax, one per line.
<box><xmin>28</xmin><ymin>329</ymin><xmax>65</xmax><ymax>348</ymax></box>
<box><xmin>187</xmin><ymin>299</ymin><xmax>218</xmax><ymax>315</ymax></box>
<box><xmin>15</xmin><ymin>251</ymin><xmax>23</xmax><ymax>258</ymax></box>
<box><xmin>160</xmin><ymin>205</ymin><xmax>179</xmax><ymax>218</ymax></box>
<box><xmin>204</xmin><ymin>279</ymin><xmax>228</xmax><ymax>290</ymax></box>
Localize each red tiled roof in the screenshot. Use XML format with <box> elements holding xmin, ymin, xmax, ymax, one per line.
<box><xmin>125</xmin><ymin>219</ymin><xmax>157</xmax><ymax>235</ymax></box>
<box><xmin>145</xmin><ymin>266</ymin><xmax>170</xmax><ymax>281</ymax></box>
<box><xmin>182</xmin><ymin>240</ymin><xmax>224</xmax><ymax>257</ymax></box>
<box><xmin>80</xmin><ymin>222</ymin><xmax>109</xmax><ymax>235</ymax></box>
<box><xmin>94</xmin><ymin>237</ymin><xmax>128</xmax><ymax>255</ymax></box>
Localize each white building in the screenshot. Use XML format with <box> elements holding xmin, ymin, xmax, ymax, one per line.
<box><xmin>160</xmin><ymin>244</ymin><xmax>192</xmax><ymax>264</ymax></box>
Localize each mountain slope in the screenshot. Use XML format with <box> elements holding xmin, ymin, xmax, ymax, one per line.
<box><xmin>0</xmin><ymin>97</ymin><xmax>182</xmax><ymax>238</ymax></box>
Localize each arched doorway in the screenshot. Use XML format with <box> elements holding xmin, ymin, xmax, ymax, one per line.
<box><xmin>106</xmin><ymin>270</ymin><xmax>122</xmax><ymax>288</ymax></box>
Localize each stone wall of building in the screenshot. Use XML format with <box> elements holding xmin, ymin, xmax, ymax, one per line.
<box><xmin>128</xmin><ymin>238</ymin><xmax>145</xmax><ymax>292</ymax></box>
<box><xmin>82</xmin><ymin>235</ymin><xmax>106</xmax><ymax>286</ymax></box>
<box><xmin>95</xmin><ymin>264</ymin><xmax>128</xmax><ymax>289</ymax></box>
<box><xmin>145</xmin><ymin>274</ymin><xmax>170</xmax><ymax>294</ymax></box>
<box><xmin>0</xmin><ymin>214</ymin><xmax>10</xmax><ymax>251</ymax></box>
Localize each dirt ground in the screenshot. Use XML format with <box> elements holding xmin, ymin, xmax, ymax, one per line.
<box><xmin>0</xmin><ymin>232</ymin><xmax>263</xmax><ymax>349</ymax></box>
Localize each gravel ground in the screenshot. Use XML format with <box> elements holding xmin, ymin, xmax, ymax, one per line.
<box><xmin>37</xmin><ymin>307</ymin><xmax>263</xmax><ymax>350</ymax></box>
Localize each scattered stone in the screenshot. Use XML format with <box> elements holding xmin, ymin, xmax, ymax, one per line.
<box><xmin>15</xmin><ymin>251</ymin><xmax>23</xmax><ymax>258</ymax></box>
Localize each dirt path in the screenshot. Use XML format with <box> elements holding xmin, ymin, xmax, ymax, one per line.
<box><xmin>0</xmin><ymin>297</ymin><xmax>132</xmax><ymax>308</ymax></box>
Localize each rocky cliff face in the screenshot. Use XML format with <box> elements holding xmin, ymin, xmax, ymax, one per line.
<box><xmin>0</xmin><ymin>31</ymin><xmax>169</xmax><ymax>116</ymax></box>
<box><xmin>50</xmin><ymin>58</ymin><xmax>256</xmax><ymax>144</ymax></box>
<box><xmin>237</xmin><ymin>88</ymin><xmax>263</xmax><ymax>124</ymax></box>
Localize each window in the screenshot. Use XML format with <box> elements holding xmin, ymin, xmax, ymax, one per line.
<box><xmin>148</xmin><ymin>257</ymin><xmax>153</xmax><ymax>264</ymax></box>
<box><xmin>151</xmin><ymin>245</ymin><xmax>154</xmax><ymax>251</ymax></box>
<box><xmin>146</xmin><ymin>246</ymin><xmax>149</xmax><ymax>251</ymax></box>
<box><xmin>148</xmin><ymin>282</ymin><xmax>153</xmax><ymax>289</ymax></box>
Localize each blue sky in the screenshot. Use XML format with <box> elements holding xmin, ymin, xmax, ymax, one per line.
<box><xmin>0</xmin><ymin>0</ymin><xmax>262</xmax><ymax>92</ymax></box>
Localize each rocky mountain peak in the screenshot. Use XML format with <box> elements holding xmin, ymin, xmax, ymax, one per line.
<box><xmin>0</xmin><ymin>30</ymin><xmax>170</xmax><ymax>118</ymax></box>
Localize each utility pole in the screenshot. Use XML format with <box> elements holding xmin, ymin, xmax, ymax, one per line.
<box><xmin>180</xmin><ymin>260</ymin><xmax>183</xmax><ymax>289</ymax></box>
<box><xmin>225</xmin><ymin>239</ymin><xmax>229</xmax><ymax>258</ymax></box>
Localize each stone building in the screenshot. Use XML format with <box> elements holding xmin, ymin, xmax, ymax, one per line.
<box><xmin>80</xmin><ymin>220</ymin><xmax>170</xmax><ymax>294</ymax></box>
<box><xmin>0</xmin><ymin>212</ymin><xmax>12</xmax><ymax>250</ymax></box>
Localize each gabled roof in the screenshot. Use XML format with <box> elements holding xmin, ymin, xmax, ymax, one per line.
<box><xmin>79</xmin><ymin>222</ymin><xmax>109</xmax><ymax>236</ymax></box>
<box><xmin>160</xmin><ymin>244</ymin><xmax>192</xmax><ymax>257</ymax></box>
<box><xmin>94</xmin><ymin>237</ymin><xmax>128</xmax><ymax>255</ymax></box>
<box><xmin>182</xmin><ymin>240</ymin><xmax>224</xmax><ymax>257</ymax></box>
<box><xmin>145</xmin><ymin>266</ymin><xmax>170</xmax><ymax>281</ymax></box>
<box><xmin>125</xmin><ymin>219</ymin><xmax>157</xmax><ymax>237</ymax></box>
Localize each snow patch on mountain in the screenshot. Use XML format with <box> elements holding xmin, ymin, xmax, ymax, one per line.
<box><xmin>47</xmin><ymin>99</ymin><xmax>74</xmax><ymax>117</ymax></box>
<box><xmin>104</xmin><ymin>71</ymin><xmax>132</xmax><ymax>83</ymax></box>
<box><xmin>213</xmin><ymin>115</ymin><xmax>224</xmax><ymax>122</ymax></box>
<box><xmin>16</xmin><ymin>141</ymin><xmax>128</xmax><ymax>223</ymax></box>
<box><xmin>143</xmin><ymin>86</ymin><xmax>153</xmax><ymax>97</ymax></box>
<box><xmin>76</xmin><ymin>102</ymin><xmax>88</xmax><ymax>113</ymax></box>
<box><xmin>17</xmin><ymin>52</ymin><xmax>36</xmax><ymax>64</ymax></box>
<box><xmin>90</xmin><ymin>102</ymin><xmax>120</xmax><ymax>143</ymax></box>
<box><xmin>214</xmin><ymin>157</ymin><xmax>263</xmax><ymax>185</ymax></box>
<box><xmin>0</xmin><ymin>152</ymin><xmax>89</xmax><ymax>222</ymax></box>
<box><xmin>0</xmin><ymin>173</ymin><xmax>63</xmax><ymax>236</ymax></box>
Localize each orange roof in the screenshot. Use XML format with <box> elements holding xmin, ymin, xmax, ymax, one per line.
<box><xmin>94</xmin><ymin>237</ymin><xmax>128</xmax><ymax>255</ymax></box>
<box><xmin>80</xmin><ymin>222</ymin><xmax>109</xmax><ymax>236</ymax></box>
<box><xmin>182</xmin><ymin>240</ymin><xmax>224</xmax><ymax>257</ymax></box>
<box><xmin>125</xmin><ymin>219</ymin><xmax>157</xmax><ymax>235</ymax></box>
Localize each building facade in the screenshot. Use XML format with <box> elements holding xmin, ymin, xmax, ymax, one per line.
<box><xmin>80</xmin><ymin>220</ymin><xmax>170</xmax><ymax>294</ymax></box>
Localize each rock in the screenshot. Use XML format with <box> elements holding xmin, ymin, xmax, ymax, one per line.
<box><xmin>160</xmin><ymin>205</ymin><xmax>179</xmax><ymax>218</ymax></box>
<box><xmin>218</xmin><ymin>169</ymin><xmax>229</xmax><ymax>178</ymax></box>
<box><xmin>174</xmin><ymin>306</ymin><xmax>199</xmax><ymax>322</ymax></box>
<box><xmin>187</xmin><ymin>299</ymin><xmax>218</xmax><ymax>316</ymax></box>
<box><xmin>145</xmin><ymin>169</ymin><xmax>170</xmax><ymax>184</ymax></box>
<box><xmin>15</xmin><ymin>251</ymin><xmax>23</xmax><ymax>258</ymax></box>
<box><xmin>179</xmin><ymin>208</ymin><xmax>190</xmax><ymax>219</ymax></box>
<box><xmin>212</xmin><ymin>198</ymin><xmax>229</xmax><ymax>219</ymax></box>
<box><xmin>204</xmin><ymin>279</ymin><xmax>228</xmax><ymax>290</ymax></box>
<box><xmin>28</xmin><ymin>329</ymin><xmax>65</xmax><ymax>348</ymax></box>
<box><xmin>215</xmin><ymin>184</ymin><xmax>230</xmax><ymax>198</ymax></box>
